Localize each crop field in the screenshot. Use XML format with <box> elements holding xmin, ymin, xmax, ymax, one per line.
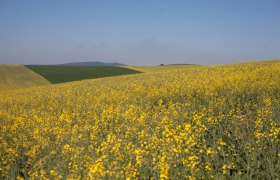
<box><xmin>0</xmin><ymin>65</ymin><xmax>50</xmax><ymax>92</ymax></box>
<box><xmin>1</xmin><ymin>60</ymin><xmax>280</xmax><ymax>179</ymax></box>
<box><xmin>125</xmin><ymin>64</ymin><xmax>200</xmax><ymax>73</ymax></box>
<box><xmin>25</xmin><ymin>65</ymin><xmax>142</xmax><ymax>84</ymax></box>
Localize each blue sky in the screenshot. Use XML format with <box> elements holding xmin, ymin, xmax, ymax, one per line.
<box><xmin>0</xmin><ymin>0</ymin><xmax>280</xmax><ymax>65</ymax></box>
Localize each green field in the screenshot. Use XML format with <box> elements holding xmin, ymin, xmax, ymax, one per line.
<box><xmin>0</xmin><ymin>65</ymin><xmax>50</xmax><ymax>92</ymax></box>
<box><xmin>0</xmin><ymin>64</ymin><xmax>197</xmax><ymax>92</ymax></box>
<box><xmin>25</xmin><ymin>65</ymin><xmax>142</xmax><ymax>84</ymax></box>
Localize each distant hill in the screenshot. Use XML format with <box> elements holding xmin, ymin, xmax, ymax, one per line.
<box><xmin>161</xmin><ymin>63</ymin><xmax>199</xmax><ymax>66</ymax></box>
<box><xmin>56</xmin><ymin>61</ymin><xmax>127</xmax><ymax>66</ymax></box>
<box><xmin>126</xmin><ymin>64</ymin><xmax>200</xmax><ymax>73</ymax></box>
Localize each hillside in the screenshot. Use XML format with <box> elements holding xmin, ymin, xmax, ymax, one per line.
<box><xmin>126</xmin><ymin>64</ymin><xmax>200</xmax><ymax>72</ymax></box>
<box><xmin>1</xmin><ymin>60</ymin><xmax>280</xmax><ymax>179</ymax></box>
<box><xmin>55</xmin><ymin>61</ymin><xmax>127</xmax><ymax>66</ymax></box>
<box><xmin>0</xmin><ymin>64</ymin><xmax>50</xmax><ymax>92</ymax></box>
<box><xmin>25</xmin><ymin>65</ymin><xmax>141</xmax><ymax>84</ymax></box>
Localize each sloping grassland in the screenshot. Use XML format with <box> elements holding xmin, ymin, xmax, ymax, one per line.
<box><xmin>0</xmin><ymin>65</ymin><xmax>50</xmax><ymax>92</ymax></box>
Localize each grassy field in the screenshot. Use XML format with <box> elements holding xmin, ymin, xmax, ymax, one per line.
<box><xmin>25</xmin><ymin>65</ymin><xmax>142</xmax><ymax>84</ymax></box>
<box><xmin>0</xmin><ymin>65</ymin><xmax>50</xmax><ymax>92</ymax></box>
<box><xmin>1</xmin><ymin>60</ymin><xmax>280</xmax><ymax>179</ymax></box>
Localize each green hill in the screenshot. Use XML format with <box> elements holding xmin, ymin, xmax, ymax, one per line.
<box><xmin>25</xmin><ymin>65</ymin><xmax>142</xmax><ymax>84</ymax></box>
<box><xmin>55</xmin><ymin>61</ymin><xmax>127</xmax><ymax>66</ymax></box>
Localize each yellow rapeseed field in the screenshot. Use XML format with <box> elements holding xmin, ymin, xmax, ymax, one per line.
<box><xmin>0</xmin><ymin>60</ymin><xmax>279</xmax><ymax>179</ymax></box>
<box><xmin>0</xmin><ymin>65</ymin><xmax>50</xmax><ymax>92</ymax></box>
<box><xmin>125</xmin><ymin>64</ymin><xmax>200</xmax><ymax>73</ymax></box>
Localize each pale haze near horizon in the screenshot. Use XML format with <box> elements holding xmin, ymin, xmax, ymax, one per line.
<box><xmin>0</xmin><ymin>0</ymin><xmax>280</xmax><ymax>66</ymax></box>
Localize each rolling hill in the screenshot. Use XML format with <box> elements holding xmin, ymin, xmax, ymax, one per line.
<box><xmin>55</xmin><ymin>61</ymin><xmax>127</xmax><ymax>66</ymax></box>
<box><xmin>126</xmin><ymin>64</ymin><xmax>200</xmax><ymax>72</ymax></box>
<box><xmin>0</xmin><ymin>65</ymin><xmax>50</xmax><ymax>92</ymax></box>
<box><xmin>1</xmin><ymin>60</ymin><xmax>280</xmax><ymax>179</ymax></box>
<box><xmin>25</xmin><ymin>65</ymin><xmax>141</xmax><ymax>84</ymax></box>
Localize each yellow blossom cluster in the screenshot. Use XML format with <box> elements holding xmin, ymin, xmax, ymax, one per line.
<box><xmin>0</xmin><ymin>60</ymin><xmax>280</xmax><ymax>179</ymax></box>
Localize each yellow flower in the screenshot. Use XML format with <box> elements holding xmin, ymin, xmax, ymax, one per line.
<box><xmin>205</xmin><ymin>163</ymin><xmax>212</xmax><ymax>171</ymax></box>
<box><xmin>63</xmin><ymin>144</ymin><xmax>70</xmax><ymax>151</ymax></box>
<box><xmin>206</xmin><ymin>147</ymin><xmax>212</xmax><ymax>155</ymax></box>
